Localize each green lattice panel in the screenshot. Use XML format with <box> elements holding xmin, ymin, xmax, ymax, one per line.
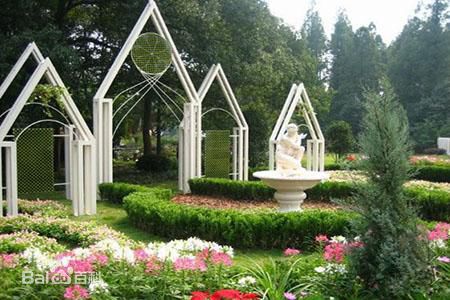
<box><xmin>13</xmin><ymin>128</ymin><xmax>54</xmax><ymax>194</ymax></box>
<box><xmin>204</xmin><ymin>130</ymin><xmax>230</xmax><ymax>178</ymax></box>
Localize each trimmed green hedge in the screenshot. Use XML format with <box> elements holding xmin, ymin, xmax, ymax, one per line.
<box><xmin>412</xmin><ymin>165</ymin><xmax>450</xmax><ymax>183</ymax></box>
<box><xmin>405</xmin><ymin>187</ymin><xmax>450</xmax><ymax>222</ymax></box>
<box><xmin>189</xmin><ymin>178</ymin><xmax>275</xmax><ymax>201</ymax></box>
<box><xmin>98</xmin><ymin>182</ymin><xmax>172</xmax><ymax>204</ymax></box>
<box><xmin>189</xmin><ymin>178</ymin><xmax>449</xmax><ymax>221</ymax></box>
<box><xmin>124</xmin><ymin>191</ymin><xmax>355</xmax><ymax>249</ymax></box>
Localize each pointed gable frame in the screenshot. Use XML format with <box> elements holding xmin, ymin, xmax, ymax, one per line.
<box><xmin>197</xmin><ymin>64</ymin><xmax>249</xmax><ymax>180</ymax></box>
<box><xmin>0</xmin><ymin>43</ymin><xmax>96</xmax><ymax>216</ymax></box>
<box><xmin>269</xmin><ymin>83</ymin><xmax>325</xmax><ymax>172</ymax></box>
<box><xmin>93</xmin><ymin>0</ymin><xmax>201</xmax><ymax>192</ymax></box>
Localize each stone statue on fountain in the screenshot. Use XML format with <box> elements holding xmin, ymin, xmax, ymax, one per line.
<box><xmin>275</xmin><ymin>123</ymin><xmax>307</xmax><ymax>176</ymax></box>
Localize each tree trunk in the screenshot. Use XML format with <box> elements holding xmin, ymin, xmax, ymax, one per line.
<box><xmin>156</xmin><ymin>106</ymin><xmax>162</xmax><ymax>155</ymax></box>
<box><xmin>143</xmin><ymin>97</ymin><xmax>152</xmax><ymax>156</ymax></box>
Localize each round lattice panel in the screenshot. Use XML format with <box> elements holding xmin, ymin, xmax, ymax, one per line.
<box><xmin>131</xmin><ymin>32</ymin><xmax>172</xmax><ymax>75</ymax></box>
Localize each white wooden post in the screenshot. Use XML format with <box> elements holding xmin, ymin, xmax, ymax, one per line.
<box><xmin>1</xmin><ymin>142</ymin><xmax>18</xmax><ymax>216</ymax></box>
<box><xmin>64</xmin><ymin>125</ymin><xmax>74</xmax><ymax>199</ymax></box>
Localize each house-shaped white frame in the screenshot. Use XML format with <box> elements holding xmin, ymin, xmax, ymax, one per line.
<box><xmin>269</xmin><ymin>83</ymin><xmax>325</xmax><ymax>172</ymax></box>
<box><xmin>197</xmin><ymin>64</ymin><xmax>249</xmax><ymax>180</ymax></box>
<box><xmin>0</xmin><ymin>42</ymin><xmax>96</xmax><ymax>216</ymax></box>
<box><xmin>93</xmin><ymin>0</ymin><xmax>201</xmax><ymax>192</ymax></box>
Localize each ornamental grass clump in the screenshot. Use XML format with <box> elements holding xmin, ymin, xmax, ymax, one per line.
<box><xmin>349</xmin><ymin>81</ymin><xmax>428</xmax><ymax>298</ymax></box>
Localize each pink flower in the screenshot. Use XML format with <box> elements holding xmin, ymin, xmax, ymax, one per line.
<box><xmin>68</xmin><ymin>260</ymin><xmax>94</xmax><ymax>273</ymax></box>
<box><xmin>283</xmin><ymin>248</ymin><xmax>301</xmax><ymax>256</ymax></box>
<box><xmin>324</xmin><ymin>243</ymin><xmax>346</xmax><ymax>263</ymax></box>
<box><xmin>55</xmin><ymin>251</ymin><xmax>75</xmax><ymax>260</ymax></box>
<box><xmin>349</xmin><ymin>241</ymin><xmax>364</xmax><ymax>248</ymax></box>
<box><xmin>315</xmin><ymin>234</ymin><xmax>329</xmax><ymax>243</ymax></box>
<box><xmin>145</xmin><ymin>257</ymin><xmax>162</xmax><ymax>274</ymax></box>
<box><xmin>173</xmin><ymin>257</ymin><xmax>207</xmax><ymax>272</ymax></box>
<box><xmin>87</xmin><ymin>253</ymin><xmax>108</xmax><ymax>266</ymax></box>
<box><xmin>284</xmin><ymin>292</ymin><xmax>296</xmax><ymax>300</ymax></box>
<box><xmin>435</xmin><ymin>222</ymin><xmax>450</xmax><ymax>232</ymax></box>
<box><xmin>64</xmin><ymin>285</ymin><xmax>90</xmax><ymax>300</ymax></box>
<box><xmin>211</xmin><ymin>251</ymin><xmax>233</xmax><ymax>266</ymax></box>
<box><xmin>134</xmin><ymin>249</ymin><xmax>149</xmax><ymax>261</ymax></box>
<box><xmin>437</xmin><ymin>256</ymin><xmax>450</xmax><ymax>263</ymax></box>
<box><xmin>0</xmin><ymin>254</ymin><xmax>17</xmax><ymax>268</ymax></box>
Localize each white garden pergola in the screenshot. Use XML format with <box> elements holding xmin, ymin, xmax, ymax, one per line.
<box><xmin>269</xmin><ymin>83</ymin><xmax>325</xmax><ymax>172</ymax></box>
<box><xmin>94</xmin><ymin>0</ymin><xmax>201</xmax><ymax>193</ymax></box>
<box><xmin>0</xmin><ymin>42</ymin><xmax>96</xmax><ymax>216</ymax></box>
<box><xmin>94</xmin><ymin>0</ymin><xmax>248</xmax><ymax>192</ymax></box>
<box><xmin>198</xmin><ymin>64</ymin><xmax>249</xmax><ymax>181</ymax></box>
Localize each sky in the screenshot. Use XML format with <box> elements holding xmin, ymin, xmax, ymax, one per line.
<box><xmin>266</xmin><ymin>0</ymin><xmax>432</xmax><ymax>44</ymax></box>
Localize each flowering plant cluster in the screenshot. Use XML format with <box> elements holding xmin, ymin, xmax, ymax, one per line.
<box><xmin>0</xmin><ymin>230</ymin><xmax>65</xmax><ymax>254</ymax></box>
<box><xmin>0</xmin><ymin>236</ymin><xmax>238</xmax><ymax>299</ymax></box>
<box><xmin>18</xmin><ymin>199</ymin><xmax>70</xmax><ymax>217</ymax></box>
<box><xmin>315</xmin><ymin>234</ymin><xmax>363</xmax><ymax>263</ymax></box>
<box><xmin>0</xmin><ymin>215</ymin><xmax>130</xmax><ymax>247</ymax></box>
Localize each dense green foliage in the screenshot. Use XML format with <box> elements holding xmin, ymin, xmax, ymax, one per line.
<box><xmin>189</xmin><ymin>178</ymin><xmax>449</xmax><ymax>221</ymax></box>
<box><xmin>325</xmin><ymin>120</ymin><xmax>354</xmax><ymax>161</ymax></box>
<box><xmin>388</xmin><ymin>0</ymin><xmax>450</xmax><ymax>150</ymax></box>
<box><xmin>412</xmin><ymin>164</ymin><xmax>450</xmax><ymax>183</ymax></box>
<box><xmin>349</xmin><ymin>82</ymin><xmax>428</xmax><ymax>297</ymax></box>
<box><xmin>189</xmin><ymin>178</ymin><xmax>275</xmax><ymax>201</ymax></box>
<box><xmin>124</xmin><ymin>191</ymin><xmax>355</xmax><ymax>249</ymax></box>
<box><xmin>135</xmin><ymin>154</ymin><xmax>176</xmax><ymax>173</ymax></box>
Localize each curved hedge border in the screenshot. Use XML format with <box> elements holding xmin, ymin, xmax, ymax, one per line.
<box><xmin>189</xmin><ymin>178</ymin><xmax>450</xmax><ymax>221</ymax></box>
<box><xmin>124</xmin><ymin>191</ymin><xmax>355</xmax><ymax>249</ymax></box>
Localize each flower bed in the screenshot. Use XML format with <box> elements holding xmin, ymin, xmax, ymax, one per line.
<box><xmin>0</xmin><ymin>215</ymin><xmax>130</xmax><ymax>247</ymax></box>
<box><xmin>0</xmin><ymin>235</ymin><xmax>242</xmax><ymax>299</ymax></box>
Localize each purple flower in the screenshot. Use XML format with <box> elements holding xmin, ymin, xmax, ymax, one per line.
<box><xmin>437</xmin><ymin>256</ymin><xmax>450</xmax><ymax>263</ymax></box>
<box><xmin>284</xmin><ymin>292</ymin><xmax>296</xmax><ymax>300</ymax></box>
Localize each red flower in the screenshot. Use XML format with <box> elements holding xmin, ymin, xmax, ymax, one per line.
<box><xmin>191</xmin><ymin>291</ymin><xmax>210</xmax><ymax>300</ymax></box>
<box><xmin>346</xmin><ymin>154</ymin><xmax>356</xmax><ymax>161</ymax></box>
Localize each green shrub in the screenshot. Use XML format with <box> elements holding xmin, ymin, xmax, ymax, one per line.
<box><xmin>136</xmin><ymin>154</ymin><xmax>176</xmax><ymax>173</ymax></box>
<box><xmin>188</xmin><ymin>178</ymin><xmax>449</xmax><ymax>221</ymax></box>
<box><xmin>406</xmin><ymin>187</ymin><xmax>450</xmax><ymax>222</ymax></box>
<box><xmin>411</xmin><ymin>165</ymin><xmax>450</xmax><ymax>183</ymax></box>
<box><xmin>98</xmin><ymin>182</ymin><xmax>172</xmax><ymax>204</ymax></box>
<box><xmin>189</xmin><ymin>178</ymin><xmax>275</xmax><ymax>201</ymax></box>
<box><xmin>124</xmin><ymin>191</ymin><xmax>355</xmax><ymax>249</ymax></box>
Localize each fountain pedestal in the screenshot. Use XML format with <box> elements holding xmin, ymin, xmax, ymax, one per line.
<box><xmin>253</xmin><ymin>170</ymin><xmax>328</xmax><ymax>212</ymax></box>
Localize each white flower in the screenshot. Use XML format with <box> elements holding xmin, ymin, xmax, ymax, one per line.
<box><xmin>238</xmin><ymin>276</ymin><xmax>257</xmax><ymax>286</ymax></box>
<box><xmin>324</xmin><ymin>263</ymin><xmax>347</xmax><ymax>274</ymax></box>
<box><xmin>429</xmin><ymin>239</ymin><xmax>446</xmax><ymax>249</ymax></box>
<box><xmin>89</xmin><ymin>279</ymin><xmax>109</xmax><ymax>294</ymax></box>
<box><xmin>73</xmin><ymin>247</ymin><xmax>92</xmax><ymax>259</ymax></box>
<box><xmin>314</xmin><ymin>266</ymin><xmax>326</xmax><ymax>273</ymax></box>
<box><xmin>92</xmin><ymin>239</ymin><xmax>121</xmax><ymax>253</ymax></box>
<box><xmin>22</xmin><ymin>248</ymin><xmax>55</xmax><ymax>271</ymax></box>
<box><xmin>330</xmin><ymin>236</ymin><xmax>347</xmax><ymax>244</ymax></box>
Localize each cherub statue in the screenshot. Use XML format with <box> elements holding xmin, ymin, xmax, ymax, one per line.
<box><xmin>275</xmin><ymin>123</ymin><xmax>307</xmax><ymax>176</ymax></box>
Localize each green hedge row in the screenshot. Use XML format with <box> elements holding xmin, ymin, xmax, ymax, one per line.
<box><xmin>123</xmin><ymin>191</ymin><xmax>355</xmax><ymax>249</ymax></box>
<box><xmin>412</xmin><ymin>165</ymin><xmax>450</xmax><ymax>183</ymax></box>
<box><xmin>189</xmin><ymin>178</ymin><xmax>449</xmax><ymax>221</ymax></box>
<box><xmin>98</xmin><ymin>182</ymin><xmax>172</xmax><ymax>204</ymax></box>
<box><xmin>189</xmin><ymin>177</ymin><xmax>274</xmax><ymax>200</ymax></box>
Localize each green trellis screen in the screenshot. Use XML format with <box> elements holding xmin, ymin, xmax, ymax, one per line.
<box><xmin>204</xmin><ymin>130</ymin><xmax>230</xmax><ymax>178</ymax></box>
<box><xmin>13</xmin><ymin>128</ymin><xmax>54</xmax><ymax>194</ymax></box>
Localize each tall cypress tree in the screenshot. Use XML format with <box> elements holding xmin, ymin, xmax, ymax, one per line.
<box><xmin>349</xmin><ymin>80</ymin><xmax>428</xmax><ymax>298</ymax></box>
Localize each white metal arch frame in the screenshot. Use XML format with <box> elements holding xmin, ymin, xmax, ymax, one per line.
<box><xmin>0</xmin><ymin>42</ymin><xmax>96</xmax><ymax>216</ymax></box>
<box><xmin>269</xmin><ymin>83</ymin><xmax>325</xmax><ymax>172</ymax></box>
<box><xmin>94</xmin><ymin>0</ymin><xmax>201</xmax><ymax>193</ymax></box>
<box><xmin>197</xmin><ymin>64</ymin><xmax>249</xmax><ymax>180</ymax></box>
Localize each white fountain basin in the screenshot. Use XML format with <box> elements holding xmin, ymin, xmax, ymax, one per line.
<box><xmin>253</xmin><ymin>170</ymin><xmax>329</xmax><ymax>212</ymax></box>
